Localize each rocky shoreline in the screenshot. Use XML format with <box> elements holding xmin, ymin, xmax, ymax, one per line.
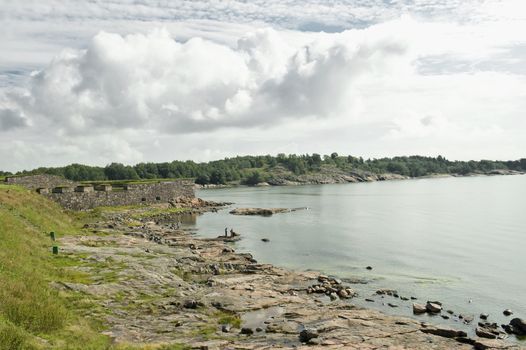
<box><xmin>55</xmin><ymin>202</ymin><xmax>525</xmax><ymax>349</ymax></box>
<box><xmin>196</xmin><ymin>167</ymin><xmax>524</xmax><ymax>189</ymax></box>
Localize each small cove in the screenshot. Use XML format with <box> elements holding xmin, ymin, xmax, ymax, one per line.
<box><xmin>191</xmin><ymin>175</ymin><xmax>526</xmax><ymax>340</ymax></box>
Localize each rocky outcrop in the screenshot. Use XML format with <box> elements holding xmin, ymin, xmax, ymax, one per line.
<box><xmin>476</xmin><ymin>322</ymin><xmax>508</xmax><ymax>339</ymax></box>
<box><xmin>420</xmin><ymin>324</ymin><xmax>467</xmax><ymax>338</ymax></box>
<box><xmin>306</xmin><ymin>275</ymin><xmax>356</xmax><ymax>300</ymax></box>
<box><xmin>265</xmin><ymin>165</ymin><xmax>409</xmax><ymax>186</ymax></box>
<box><xmin>51</xmin><ymin>204</ymin><xmax>525</xmax><ymax>349</ymax></box>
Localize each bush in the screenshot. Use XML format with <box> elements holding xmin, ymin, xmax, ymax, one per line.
<box><xmin>242</xmin><ymin>170</ymin><xmax>266</xmax><ymax>185</ymax></box>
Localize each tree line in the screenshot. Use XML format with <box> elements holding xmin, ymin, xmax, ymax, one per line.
<box><xmin>3</xmin><ymin>154</ymin><xmax>526</xmax><ymax>185</ymax></box>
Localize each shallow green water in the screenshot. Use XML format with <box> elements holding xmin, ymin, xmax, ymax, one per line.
<box><xmin>194</xmin><ymin>175</ymin><xmax>526</xmax><ymax>335</ymax></box>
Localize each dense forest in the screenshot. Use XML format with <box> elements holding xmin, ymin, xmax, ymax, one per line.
<box><xmin>3</xmin><ymin>154</ymin><xmax>526</xmax><ymax>185</ymax></box>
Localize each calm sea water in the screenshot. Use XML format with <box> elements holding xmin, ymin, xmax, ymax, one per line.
<box><xmin>192</xmin><ymin>175</ymin><xmax>526</xmax><ymax>335</ymax></box>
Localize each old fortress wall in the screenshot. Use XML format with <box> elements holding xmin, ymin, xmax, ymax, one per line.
<box><xmin>5</xmin><ymin>174</ymin><xmax>78</xmax><ymax>189</ymax></box>
<box><xmin>5</xmin><ymin>175</ymin><xmax>195</xmax><ymax>210</ymax></box>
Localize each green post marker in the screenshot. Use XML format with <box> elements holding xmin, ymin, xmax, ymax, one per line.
<box><xmin>52</xmin><ymin>246</ymin><xmax>58</xmax><ymax>255</ymax></box>
<box><xmin>50</xmin><ymin>231</ymin><xmax>56</xmax><ymax>241</ymax></box>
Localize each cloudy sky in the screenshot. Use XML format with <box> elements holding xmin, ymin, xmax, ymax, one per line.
<box><xmin>1</xmin><ymin>0</ymin><xmax>525</xmax><ymax>171</ymax></box>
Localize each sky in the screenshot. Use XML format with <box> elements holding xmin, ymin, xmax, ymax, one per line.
<box><xmin>1</xmin><ymin>0</ymin><xmax>525</xmax><ymax>172</ymax></box>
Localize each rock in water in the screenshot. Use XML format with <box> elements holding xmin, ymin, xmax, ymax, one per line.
<box><xmin>476</xmin><ymin>322</ymin><xmax>507</xmax><ymax>339</ymax></box>
<box><xmin>230</xmin><ymin>207</ymin><xmax>306</xmax><ymax>216</ymax></box>
<box><xmin>480</xmin><ymin>313</ymin><xmax>489</xmax><ymax>320</ymax></box>
<box><xmin>503</xmin><ymin>309</ymin><xmax>513</xmax><ymax>316</ymax></box>
<box><xmin>426</xmin><ymin>301</ymin><xmax>442</xmax><ymax>313</ymax></box>
<box><xmin>376</xmin><ymin>289</ymin><xmax>397</xmax><ymax>296</ymax></box>
<box><xmin>299</xmin><ymin>328</ymin><xmax>319</xmax><ymax>342</ymax></box>
<box><xmin>318</xmin><ymin>275</ymin><xmax>329</xmax><ymax>282</ymax></box>
<box><xmin>509</xmin><ymin>318</ymin><xmax>526</xmax><ymax>335</ymax></box>
<box><xmin>462</xmin><ymin>315</ymin><xmax>474</xmax><ymax>324</ymax></box>
<box><xmin>413</xmin><ymin>303</ymin><xmax>427</xmax><ymax>314</ymax></box>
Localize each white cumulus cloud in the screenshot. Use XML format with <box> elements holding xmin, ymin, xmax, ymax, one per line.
<box><xmin>5</xmin><ymin>26</ymin><xmax>411</xmax><ymax>135</ymax></box>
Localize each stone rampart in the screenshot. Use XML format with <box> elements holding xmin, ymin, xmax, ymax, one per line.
<box><xmin>5</xmin><ymin>174</ymin><xmax>78</xmax><ymax>190</ymax></box>
<box><xmin>44</xmin><ymin>181</ymin><xmax>195</xmax><ymax>210</ymax></box>
<box><xmin>4</xmin><ymin>174</ymin><xmax>195</xmax><ymax>210</ymax></box>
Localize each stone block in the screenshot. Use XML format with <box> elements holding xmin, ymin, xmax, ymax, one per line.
<box><xmin>75</xmin><ymin>185</ymin><xmax>94</xmax><ymax>193</ymax></box>
<box><xmin>95</xmin><ymin>184</ymin><xmax>112</xmax><ymax>191</ymax></box>
<box><xmin>52</xmin><ymin>187</ymin><xmax>74</xmax><ymax>193</ymax></box>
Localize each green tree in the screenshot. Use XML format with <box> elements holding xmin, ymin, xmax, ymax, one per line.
<box><xmin>243</xmin><ymin>170</ymin><xmax>266</xmax><ymax>185</ymax></box>
<box><xmin>195</xmin><ymin>173</ymin><xmax>210</xmax><ymax>185</ymax></box>
<box><xmin>209</xmin><ymin>169</ymin><xmax>226</xmax><ymax>184</ymax></box>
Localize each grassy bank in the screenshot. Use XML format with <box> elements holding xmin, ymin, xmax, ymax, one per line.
<box><xmin>0</xmin><ymin>184</ymin><xmax>112</xmax><ymax>349</ymax></box>
<box><xmin>0</xmin><ymin>185</ymin><xmax>191</xmax><ymax>349</ymax></box>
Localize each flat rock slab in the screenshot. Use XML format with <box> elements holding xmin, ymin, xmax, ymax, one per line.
<box><xmin>53</xmin><ymin>206</ymin><xmax>525</xmax><ymax>350</ymax></box>
<box><xmin>229</xmin><ymin>207</ymin><xmax>307</xmax><ymax>216</ymax></box>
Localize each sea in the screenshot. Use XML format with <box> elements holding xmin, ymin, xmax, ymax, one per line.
<box><xmin>188</xmin><ymin>175</ymin><xmax>525</xmax><ymax>338</ymax></box>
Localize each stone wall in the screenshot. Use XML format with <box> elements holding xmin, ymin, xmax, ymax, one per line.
<box><xmin>4</xmin><ymin>174</ymin><xmax>195</xmax><ymax>210</ymax></box>
<box><xmin>5</xmin><ymin>174</ymin><xmax>78</xmax><ymax>190</ymax></box>
<box><xmin>44</xmin><ymin>181</ymin><xmax>195</xmax><ymax>210</ymax></box>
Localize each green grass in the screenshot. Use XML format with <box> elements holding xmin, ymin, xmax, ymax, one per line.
<box><xmin>0</xmin><ymin>185</ymin><xmax>197</xmax><ymax>349</ymax></box>
<box><xmin>130</xmin><ymin>207</ymin><xmax>189</xmax><ymax>220</ymax></box>
<box><xmin>187</xmin><ymin>310</ymin><xmax>241</xmax><ymax>341</ymax></box>
<box><xmin>0</xmin><ymin>185</ymin><xmax>111</xmax><ymax>349</ymax></box>
<box><xmin>215</xmin><ymin>311</ymin><xmax>241</xmax><ymax>328</ymax></box>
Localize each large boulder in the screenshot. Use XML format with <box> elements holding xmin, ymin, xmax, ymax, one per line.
<box><xmin>426</xmin><ymin>301</ymin><xmax>442</xmax><ymax>313</ymax></box>
<box><xmin>509</xmin><ymin>318</ymin><xmax>526</xmax><ymax>335</ymax></box>
<box><xmin>413</xmin><ymin>303</ymin><xmax>427</xmax><ymax>314</ymax></box>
